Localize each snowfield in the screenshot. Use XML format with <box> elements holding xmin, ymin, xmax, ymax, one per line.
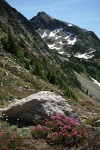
<box><xmin>90</xmin><ymin>77</ymin><xmax>100</xmax><ymax>87</ymax></box>
<box><xmin>75</xmin><ymin>53</ymin><xmax>94</xmax><ymax>59</ymax></box>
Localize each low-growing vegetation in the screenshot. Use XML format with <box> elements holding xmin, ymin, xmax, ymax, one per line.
<box><xmin>84</xmin><ymin>117</ymin><xmax>98</xmax><ymax>125</ymax></box>
<box><xmin>31</xmin><ymin>114</ymin><xmax>88</xmax><ymax>147</ymax></box>
<box><xmin>0</xmin><ymin>123</ymin><xmax>23</xmax><ymax>150</ymax></box>
<box><xmin>0</xmin><ymin>113</ymin><xmax>99</xmax><ymax>150</ymax></box>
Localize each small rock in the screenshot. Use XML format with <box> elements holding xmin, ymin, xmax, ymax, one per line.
<box><xmin>92</xmin><ymin>120</ymin><xmax>100</xmax><ymax>127</ymax></box>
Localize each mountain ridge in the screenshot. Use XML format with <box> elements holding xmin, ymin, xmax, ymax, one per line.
<box><xmin>31</xmin><ymin>11</ymin><xmax>100</xmax><ymax>39</ymax></box>
<box><xmin>30</xmin><ymin>11</ymin><xmax>100</xmax><ymax>57</ymax></box>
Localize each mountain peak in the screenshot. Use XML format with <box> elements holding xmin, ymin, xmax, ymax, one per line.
<box><xmin>30</xmin><ymin>11</ymin><xmax>67</xmax><ymax>30</ymax></box>
<box><xmin>37</xmin><ymin>11</ymin><xmax>48</xmax><ymax>16</ymax></box>
<box><xmin>30</xmin><ymin>11</ymin><xmax>56</xmax><ymax>29</ymax></box>
<box><xmin>32</xmin><ymin>11</ymin><xmax>54</xmax><ymax>23</ymax></box>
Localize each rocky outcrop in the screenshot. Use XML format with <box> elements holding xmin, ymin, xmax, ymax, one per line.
<box><xmin>2</xmin><ymin>91</ymin><xmax>80</xmax><ymax>123</ymax></box>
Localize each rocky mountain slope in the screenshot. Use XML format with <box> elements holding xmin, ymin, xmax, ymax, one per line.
<box><xmin>0</xmin><ymin>0</ymin><xmax>100</xmax><ymax>104</ymax></box>
<box><xmin>30</xmin><ymin>12</ymin><xmax>100</xmax><ymax>101</ymax></box>
<box><xmin>0</xmin><ymin>0</ymin><xmax>79</xmax><ymax>103</ymax></box>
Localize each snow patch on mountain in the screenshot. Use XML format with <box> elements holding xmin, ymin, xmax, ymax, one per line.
<box><xmin>68</xmin><ymin>23</ymin><xmax>73</xmax><ymax>27</ymax></box>
<box><xmin>75</xmin><ymin>53</ymin><xmax>94</xmax><ymax>59</ymax></box>
<box><xmin>49</xmin><ymin>28</ymin><xmax>63</xmax><ymax>37</ymax></box>
<box><xmin>37</xmin><ymin>28</ymin><xmax>95</xmax><ymax>58</ymax></box>
<box><xmin>88</xmin><ymin>49</ymin><xmax>95</xmax><ymax>54</ymax></box>
<box><xmin>37</xmin><ymin>28</ymin><xmax>78</xmax><ymax>55</ymax></box>
<box><xmin>64</xmin><ymin>36</ymin><xmax>70</xmax><ymax>40</ymax></box>
<box><xmin>55</xmin><ymin>36</ymin><xmax>62</xmax><ymax>39</ymax></box>
<box><xmin>90</xmin><ymin>77</ymin><xmax>100</xmax><ymax>87</ymax></box>
<box><xmin>48</xmin><ymin>44</ymin><xmax>55</xmax><ymax>49</ymax></box>
<box><xmin>49</xmin><ymin>31</ymin><xmax>56</xmax><ymax>37</ymax></box>
<box><xmin>59</xmin><ymin>51</ymin><xmax>64</xmax><ymax>54</ymax></box>
<box><xmin>67</xmin><ymin>37</ymin><xmax>77</xmax><ymax>45</ymax></box>
<box><xmin>51</xmin><ymin>47</ymin><xmax>61</xmax><ymax>50</ymax></box>
<box><xmin>58</xmin><ymin>41</ymin><xmax>64</xmax><ymax>45</ymax></box>
<box><xmin>54</xmin><ymin>28</ymin><xmax>63</xmax><ymax>34</ymax></box>
<box><xmin>41</xmin><ymin>30</ymin><xmax>47</xmax><ymax>38</ymax></box>
<box><xmin>48</xmin><ymin>44</ymin><xmax>61</xmax><ymax>50</ymax></box>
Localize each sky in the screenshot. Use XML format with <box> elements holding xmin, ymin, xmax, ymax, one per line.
<box><xmin>6</xmin><ymin>0</ymin><xmax>100</xmax><ymax>38</ymax></box>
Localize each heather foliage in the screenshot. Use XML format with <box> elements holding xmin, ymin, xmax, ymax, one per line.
<box><xmin>0</xmin><ymin>124</ymin><xmax>23</xmax><ymax>150</ymax></box>
<box><xmin>31</xmin><ymin>114</ymin><xmax>88</xmax><ymax>146</ymax></box>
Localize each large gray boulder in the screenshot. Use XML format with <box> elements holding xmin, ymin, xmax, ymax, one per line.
<box><xmin>2</xmin><ymin>91</ymin><xmax>79</xmax><ymax>123</ymax></box>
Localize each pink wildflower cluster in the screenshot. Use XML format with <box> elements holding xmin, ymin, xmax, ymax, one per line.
<box><xmin>32</xmin><ymin>114</ymin><xmax>88</xmax><ymax>146</ymax></box>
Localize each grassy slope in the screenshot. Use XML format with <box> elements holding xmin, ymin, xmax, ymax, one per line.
<box><xmin>0</xmin><ymin>52</ymin><xmax>61</xmax><ymax>106</ymax></box>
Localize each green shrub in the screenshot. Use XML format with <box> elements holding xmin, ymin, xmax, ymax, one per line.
<box><xmin>84</xmin><ymin>117</ymin><xmax>98</xmax><ymax>125</ymax></box>
<box><xmin>63</xmin><ymin>88</ymin><xmax>78</xmax><ymax>100</ymax></box>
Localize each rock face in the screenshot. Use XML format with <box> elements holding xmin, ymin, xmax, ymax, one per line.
<box><xmin>2</xmin><ymin>91</ymin><xmax>79</xmax><ymax>123</ymax></box>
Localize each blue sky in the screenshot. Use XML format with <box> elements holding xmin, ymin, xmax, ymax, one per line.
<box><xmin>6</xmin><ymin>0</ymin><xmax>100</xmax><ymax>38</ymax></box>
